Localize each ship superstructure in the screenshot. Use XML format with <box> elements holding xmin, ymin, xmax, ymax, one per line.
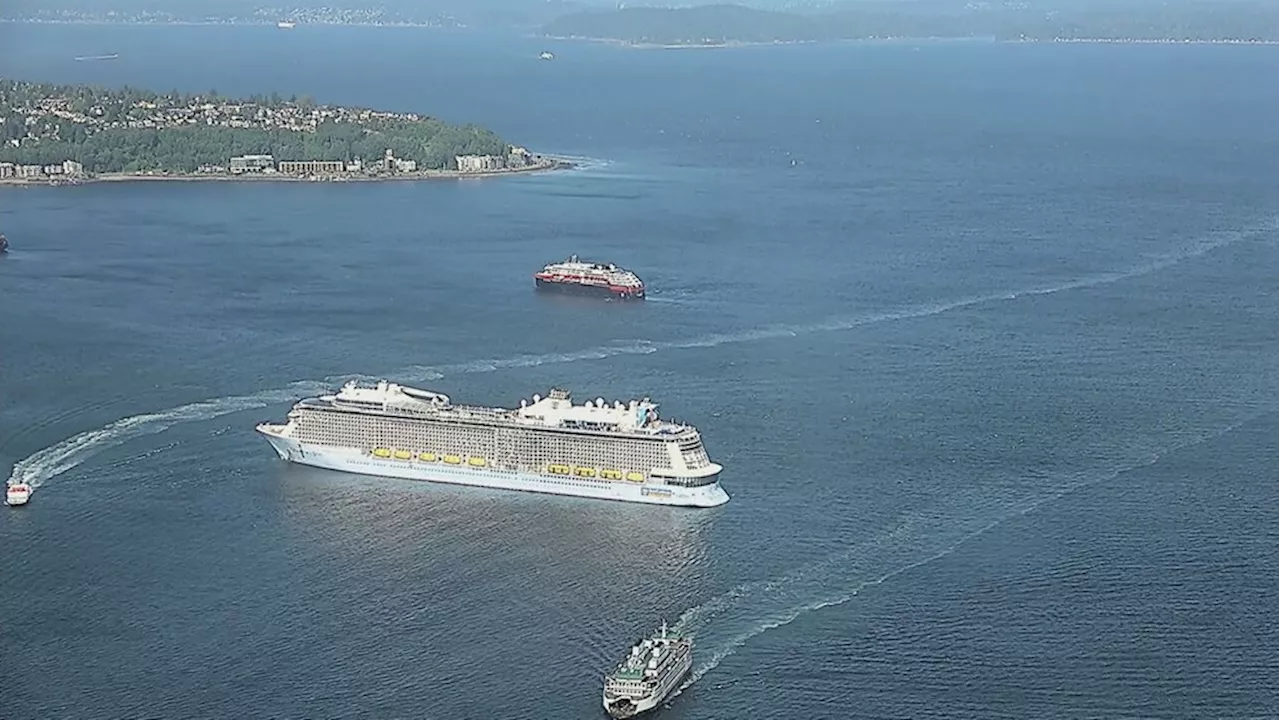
<box><xmin>534</xmin><ymin>255</ymin><xmax>645</xmax><ymax>299</ymax></box>
<box><xmin>256</xmin><ymin>381</ymin><xmax>728</xmax><ymax>507</ymax></box>
<box><xmin>602</xmin><ymin>620</ymin><xmax>693</xmax><ymax>718</ymax></box>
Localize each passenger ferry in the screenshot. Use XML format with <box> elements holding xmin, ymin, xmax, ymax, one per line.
<box><xmin>603</xmin><ymin>620</ymin><xmax>692</xmax><ymax>717</ymax></box>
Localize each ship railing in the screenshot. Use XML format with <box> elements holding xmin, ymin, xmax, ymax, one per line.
<box><xmin>660</xmin><ymin>474</ymin><xmax>719</xmax><ymax>488</ymax></box>
<box><xmin>370</xmin><ymin>402</ymin><xmax>509</xmax><ymax>421</ymax></box>
<box><xmin>312</xmin><ymin>402</ymin><xmax>696</xmax><ymax>437</ymax></box>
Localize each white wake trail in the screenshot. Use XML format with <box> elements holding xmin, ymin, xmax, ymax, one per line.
<box><xmin>665</xmin><ymin>417</ymin><xmax>1261</xmax><ymax>698</ymax></box>
<box><xmin>5</xmin><ymin>380</ymin><xmax>329</xmax><ymax>488</ymax></box>
<box><xmin>5</xmin><ymin>218</ymin><xmax>1268</xmax><ymax>489</ymax></box>
<box><xmin>388</xmin><ymin>218</ymin><xmax>1270</xmax><ymax>382</ymax></box>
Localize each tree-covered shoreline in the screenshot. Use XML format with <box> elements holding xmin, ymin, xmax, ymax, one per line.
<box><xmin>0</xmin><ymin>79</ymin><xmax>513</xmax><ymax>174</ymax></box>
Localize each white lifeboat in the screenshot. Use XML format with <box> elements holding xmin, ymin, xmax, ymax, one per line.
<box><xmin>6</xmin><ymin>482</ymin><xmax>32</xmax><ymax>506</ymax></box>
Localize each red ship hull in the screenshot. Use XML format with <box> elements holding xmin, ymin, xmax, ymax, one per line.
<box><xmin>534</xmin><ymin>275</ymin><xmax>645</xmax><ymax>300</ymax></box>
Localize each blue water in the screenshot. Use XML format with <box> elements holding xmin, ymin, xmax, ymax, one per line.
<box><xmin>1</xmin><ymin>25</ymin><xmax>1276</xmax><ymax>720</ymax></box>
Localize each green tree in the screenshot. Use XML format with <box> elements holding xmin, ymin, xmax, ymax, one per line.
<box><xmin>0</xmin><ymin>78</ymin><xmax>516</xmax><ymax>173</ymax></box>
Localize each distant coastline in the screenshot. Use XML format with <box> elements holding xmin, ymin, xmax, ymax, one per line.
<box><xmin>537</xmin><ymin>2</ymin><xmax>1277</xmax><ymax>48</ymax></box>
<box><xmin>540</xmin><ymin>35</ymin><xmax>815</xmax><ymax>50</ymax></box>
<box><xmin>0</xmin><ymin>79</ymin><xmax>549</xmax><ymax>183</ymax></box>
<box><xmin>0</xmin><ymin>19</ymin><xmax>450</xmax><ymax>28</ymax></box>
<box><xmin>1032</xmin><ymin>37</ymin><xmax>1277</xmax><ymax>46</ymax></box>
<box><xmin>3</xmin><ymin>18</ymin><xmax>1273</xmax><ymax>46</ymax></box>
<box><xmin>0</xmin><ymin>156</ymin><xmax>576</xmax><ymax>187</ymax></box>
<box><xmin>543</xmin><ymin>34</ymin><xmax>1278</xmax><ymax>49</ymax></box>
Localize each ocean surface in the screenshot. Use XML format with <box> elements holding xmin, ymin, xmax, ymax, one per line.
<box><xmin>1</xmin><ymin>24</ymin><xmax>1276</xmax><ymax>720</ymax></box>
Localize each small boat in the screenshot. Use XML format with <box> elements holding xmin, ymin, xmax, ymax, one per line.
<box><xmin>277</xmin><ymin>21</ymin><xmax>296</xmax><ymax>29</ymax></box>
<box><xmin>6</xmin><ymin>482</ymin><xmax>32</xmax><ymax>507</ymax></box>
<box><xmin>539</xmin><ymin>51</ymin><xmax>555</xmax><ymax>60</ymax></box>
<box><xmin>0</xmin><ymin>234</ymin><xmax>8</xmax><ymax>253</ymax></box>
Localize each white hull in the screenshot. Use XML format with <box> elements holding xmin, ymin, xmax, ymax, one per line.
<box><xmin>258</xmin><ymin>429</ymin><xmax>729</xmax><ymax>508</ymax></box>
<box><xmin>603</xmin><ymin>653</ymin><xmax>692</xmax><ymax>717</ymax></box>
<box><xmin>5</xmin><ymin>487</ymin><xmax>31</xmax><ymax>506</ymax></box>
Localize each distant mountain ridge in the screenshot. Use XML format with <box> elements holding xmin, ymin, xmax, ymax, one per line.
<box><xmin>1</xmin><ymin>0</ymin><xmax>600</xmax><ymax>28</ymax></box>
<box><xmin>541</xmin><ymin>1</ymin><xmax>1279</xmax><ymax>45</ymax></box>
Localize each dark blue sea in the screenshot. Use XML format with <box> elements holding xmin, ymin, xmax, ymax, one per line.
<box><xmin>0</xmin><ymin>24</ymin><xmax>1276</xmax><ymax>720</ymax></box>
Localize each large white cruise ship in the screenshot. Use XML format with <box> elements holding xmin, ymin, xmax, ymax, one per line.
<box><xmin>256</xmin><ymin>381</ymin><xmax>729</xmax><ymax>507</ymax></box>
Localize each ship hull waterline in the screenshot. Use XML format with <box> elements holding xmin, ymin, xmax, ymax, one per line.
<box><xmin>258</xmin><ymin>426</ymin><xmax>728</xmax><ymax>508</ymax></box>
<box><xmin>535</xmin><ymin>278</ymin><xmax>645</xmax><ymax>300</ymax></box>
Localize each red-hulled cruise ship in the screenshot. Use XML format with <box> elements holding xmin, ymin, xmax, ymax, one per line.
<box><xmin>534</xmin><ymin>255</ymin><xmax>645</xmax><ymax>300</ymax></box>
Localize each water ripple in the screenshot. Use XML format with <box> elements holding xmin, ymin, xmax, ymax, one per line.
<box><xmin>6</xmin><ymin>218</ymin><xmax>1270</xmax><ymax>492</ymax></box>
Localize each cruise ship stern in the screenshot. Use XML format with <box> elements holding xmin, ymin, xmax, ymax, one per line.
<box><xmin>691</xmin><ymin>484</ymin><xmax>730</xmax><ymax>508</ymax></box>
<box><xmin>685</xmin><ymin>463</ymin><xmax>729</xmax><ymax>507</ymax></box>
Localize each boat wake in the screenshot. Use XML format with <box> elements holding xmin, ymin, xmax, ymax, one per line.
<box><xmin>383</xmin><ymin>218</ymin><xmax>1268</xmax><ymax>385</ymax></box>
<box><xmin>4</xmin><ymin>218</ymin><xmax>1269</xmax><ymax>490</ymax></box>
<box><xmin>6</xmin><ymin>380</ymin><xmax>329</xmax><ymax>489</ymax></box>
<box><xmin>666</xmin><ymin>415</ymin><xmax>1260</xmax><ymax>698</ymax></box>
<box><xmin>546</xmin><ymin>153</ymin><xmax>613</xmax><ymax>174</ymax></box>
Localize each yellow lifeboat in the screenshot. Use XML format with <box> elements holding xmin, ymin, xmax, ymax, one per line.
<box><xmin>372</xmin><ymin>448</ymin><xmax>392</xmax><ymax>458</ymax></box>
<box><xmin>443</xmin><ymin>455</ymin><xmax>462</xmax><ymax>465</ymax></box>
<box><xmin>393</xmin><ymin>449</ymin><xmax>412</xmax><ymax>460</ymax></box>
<box><xmin>574</xmin><ymin>466</ymin><xmax>597</xmax><ymax>478</ymax></box>
<box><xmin>467</xmin><ymin>456</ymin><xmax>487</xmax><ymax>468</ymax></box>
<box><xmin>418</xmin><ymin>452</ymin><xmax>437</xmax><ymax>462</ymax></box>
<box><xmin>600</xmin><ymin>469</ymin><xmax>623</xmax><ymax>480</ymax></box>
<box><xmin>548</xmin><ymin>464</ymin><xmax>570</xmax><ymax>475</ymax></box>
<box><xmin>625</xmin><ymin>471</ymin><xmax>645</xmax><ymax>483</ymax></box>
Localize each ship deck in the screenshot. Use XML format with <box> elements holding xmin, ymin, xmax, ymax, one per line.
<box><xmin>296</xmin><ymin>397</ymin><xmax>695</xmax><ymax>440</ymax></box>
